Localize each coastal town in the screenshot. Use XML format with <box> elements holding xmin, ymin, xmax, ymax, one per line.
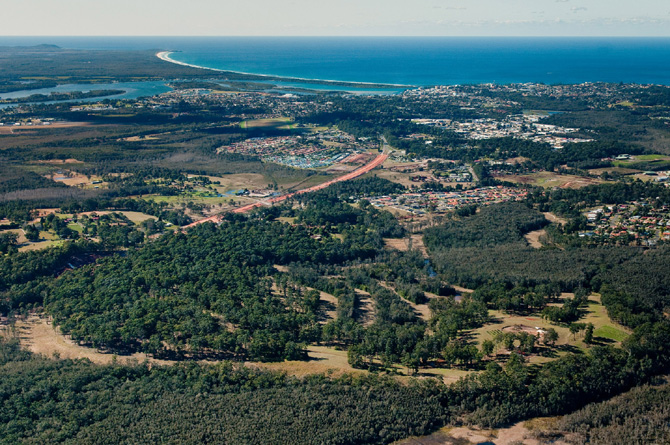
<box><xmin>368</xmin><ymin>186</ymin><xmax>528</xmax><ymax>215</ymax></box>
<box><xmin>581</xmin><ymin>201</ymin><xmax>670</xmax><ymax>245</ymax></box>
<box><xmin>217</xmin><ymin>129</ymin><xmax>378</xmax><ymax>169</ymax></box>
<box><xmin>412</xmin><ymin>114</ymin><xmax>594</xmax><ymax>149</ymax></box>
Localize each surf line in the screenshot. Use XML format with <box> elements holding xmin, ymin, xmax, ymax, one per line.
<box><xmin>156</xmin><ymin>51</ymin><xmax>414</xmax><ymax>89</ymax></box>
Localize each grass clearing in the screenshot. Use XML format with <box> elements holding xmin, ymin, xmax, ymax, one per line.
<box><xmin>19</xmin><ymin>240</ymin><xmax>62</xmax><ymax>252</ymax></box>
<box><xmin>119</xmin><ymin>211</ymin><xmax>158</xmax><ymax>224</ymax></box>
<box><xmin>197</xmin><ymin>173</ymin><xmax>270</xmax><ymax>193</ymax></box>
<box><xmin>594</xmin><ymin>325</ymin><xmax>629</xmax><ymax>342</ymax></box>
<box><xmin>67</xmin><ymin>223</ymin><xmax>83</xmax><ymax>233</ymax></box>
<box><xmin>4</xmin><ymin>315</ymin><xmax>175</xmax><ymax>366</ymax></box>
<box><xmin>248</xmin><ymin>345</ymin><xmax>364</xmax><ymax>378</ymax></box>
<box><xmin>282</xmin><ymin>174</ymin><xmax>333</xmax><ymax>192</ymax></box>
<box><xmin>470</xmin><ymin>294</ymin><xmax>629</xmax><ymax>365</ymax></box>
<box><xmin>630</xmin><ymin>154</ymin><xmax>670</xmax><ymax>161</ymax></box>
<box><xmin>524</xmin><ymin>229</ymin><xmax>546</xmax><ymax>249</ymax></box>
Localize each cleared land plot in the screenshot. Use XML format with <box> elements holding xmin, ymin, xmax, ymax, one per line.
<box><xmin>194</xmin><ymin>173</ymin><xmax>269</xmax><ymax>193</ymax></box>
<box><xmin>497</xmin><ymin>172</ymin><xmax>605</xmax><ymax>189</ymax></box>
<box><xmin>5</xmin><ymin>316</ymin><xmax>472</xmax><ymax>382</ymax></box>
<box><xmin>384</xmin><ymin>234</ymin><xmax>428</xmax><ymax>257</ymax></box>
<box><xmin>76</xmin><ymin>211</ymin><xmax>157</xmax><ymax>224</ymax></box>
<box><xmin>46</xmin><ymin>170</ymin><xmax>105</xmax><ymax>188</ymax></box>
<box><xmin>524</xmin><ymin>229</ymin><xmax>547</xmax><ymax>249</ymax></box>
<box><xmin>543</xmin><ymin>212</ymin><xmax>567</xmax><ymax>225</ymax></box>
<box><xmin>252</xmin><ymin>345</ymin><xmax>472</xmax><ymax>383</ymax></box>
<box><xmin>370</xmin><ymin>168</ymin><xmax>425</xmax><ymax>189</ymax></box>
<box><xmin>372</xmin><ymin>165</ymin><xmax>474</xmax><ymax>190</ymax></box>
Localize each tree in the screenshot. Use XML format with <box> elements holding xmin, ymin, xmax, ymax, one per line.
<box><xmin>481</xmin><ymin>339</ymin><xmax>495</xmax><ymax>357</ymax></box>
<box><xmin>569</xmin><ymin>323</ymin><xmax>586</xmax><ymax>340</ymax></box>
<box><xmin>401</xmin><ymin>353</ymin><xmax>419</xmax><ymax>375</ymax></box>
<box><xmin>543</xmin><ymin>328</ymin><xmax>559</xmax><ymax>346</ymax></box>
<box><xmin>347</xmin><ymin>345</ymin><xmax>366</xmax><ymax>369</ymax></box>
<box><xmin>0</xmin><ymin>232</ymin><xmax>18</xmax><ymax>254</ymax></box>
<box><xmin>24</xmin><ymin>225</ymin><xmax>40</xmax><ymax>242</ymax></box>
<box><xmin>519</xmin><ymin>332</ymin><xmax>537</xmax><ymax>354</ymax></box>
<box><xmin>584</xmin><ymin>323</ymin><xmax>595</xmax><ymax>345</ymax></box>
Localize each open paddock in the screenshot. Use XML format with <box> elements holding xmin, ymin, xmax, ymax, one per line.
<box><xmin>47</xmin><ymin>170</ymin><xmax>103</xmax><ymax>187</ymax></box>
<box><xmin>19</xmin><ymin>239</ymin><xmax>63</xmax><ymax>252</ymax></box>
<box><xmin>248</xmin><ymin>346</ymin><xmax>363</xmax><ymax>378</ymax></box>
<box><xmin>191</xmin><ymin>173</ymin><xmax>270</xmax><ymax>193</ymax></box>
<box><xmin>367</xmin><ymin>169</ymin><xmax>421</xmax><ymax>189</ymax></box>
<box><xmin>588</xmin><ymin>167</ymin><xmax>641</xmax><ymax>176</ymax></box>
<box><xmin>76</xmin><ymin>210</ymin><xmax>158</xmax><ymax>224</ymax></box>
<box><xmin>0</xmin><ymin>228</ymin><xmax>27</xmax><ymax>244</ymax></box>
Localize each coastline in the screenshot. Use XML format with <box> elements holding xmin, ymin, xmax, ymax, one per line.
<box><xmin>155</xmin><ymin>51</ymin><xmax>413</xmax><ymax>89</ymax></box>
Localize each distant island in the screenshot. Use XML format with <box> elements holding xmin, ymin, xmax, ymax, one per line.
<box><xmin>0</xmin><ymin>89</ymin><xmax>124</xmax><ymax>105</ymax></box>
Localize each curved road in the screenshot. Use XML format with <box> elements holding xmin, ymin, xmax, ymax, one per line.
<box><xmin>184</xmin><ymin>141</ymin><xmax>389</xmax><ymax>228</ymax></box>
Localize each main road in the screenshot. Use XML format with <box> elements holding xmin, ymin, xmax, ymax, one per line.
<box><xmin>183</xmin><ymin>139</ymin><xmax>390</xmax><ymax>228</ymax></box>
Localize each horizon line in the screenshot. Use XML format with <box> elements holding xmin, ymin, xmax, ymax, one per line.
<box><xmin>1</xmin><ymin>35</ymin><xmax>670</xmax><ymax>38</ymax></box>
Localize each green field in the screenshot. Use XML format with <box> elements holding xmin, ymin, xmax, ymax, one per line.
<box><xmin>66</xmin><ymin>223</ymin><xmax>83</xmax><ymax>233</ymax></box>
<box><xmin>593</xmin><ymin>325</ymin><xmax>630</xmax><ymax>342</ymax></box>
<box><xmin>633</xmin><ymin>154</ymin><xmax>670</xmax><ymax>161</ymax></box>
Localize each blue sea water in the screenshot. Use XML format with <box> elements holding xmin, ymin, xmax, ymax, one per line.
<box><xmin>1</xmin><ymin>36</ymin><xmax>669</xmax><ymax>86</ymax></box>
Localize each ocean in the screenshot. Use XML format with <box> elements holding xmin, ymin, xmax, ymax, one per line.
<box><xmin>1</xmin><ymin>36</ymin><xmax>669</xmax><ymax>86</ymax></box>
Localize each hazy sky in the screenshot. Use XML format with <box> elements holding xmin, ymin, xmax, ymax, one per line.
<box><xmin>2</xmin><ymin>0</ymin><xmax>669</xmax><ymax>36</ymax></box>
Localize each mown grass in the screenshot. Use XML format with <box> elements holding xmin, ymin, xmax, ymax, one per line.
<box><xmin>594</xmin><ymin>325</ymin><xmax>629</xmax><ymax>342</ymax></box>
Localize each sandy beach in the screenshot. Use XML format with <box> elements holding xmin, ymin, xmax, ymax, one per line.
<box><xmin>155</xmin><ymin>51</ymin><xmax>410</xmax><ymax>88</ymax></box>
